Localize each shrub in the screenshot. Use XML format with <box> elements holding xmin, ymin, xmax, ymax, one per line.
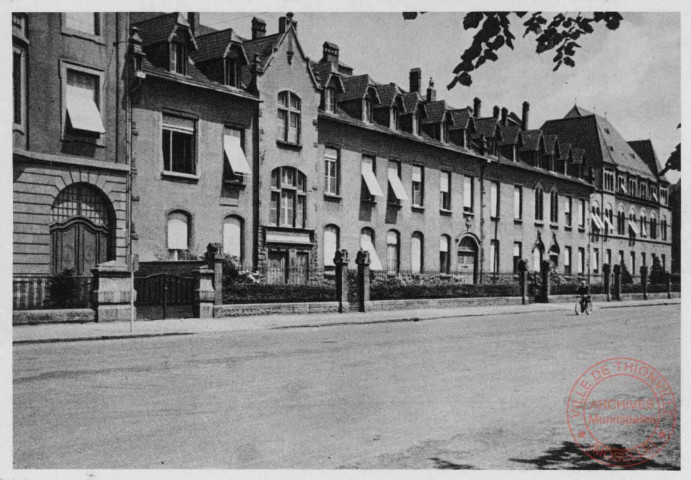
<box><xmin>620</xmin><ymin>262</ymin><xmax>633</xmax><ymax>284</ymax></box>
<box><xmin>649</xmin><ymin>256</ymin><xmax>667</xmax><ymax>284</ymax></box>
<box><xmin>49</xmin><ymin>270</ymin><xmax>82</xmax><ymax>308</ymax></box>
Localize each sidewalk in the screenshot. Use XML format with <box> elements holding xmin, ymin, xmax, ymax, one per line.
<box><xmin>13</xmin><ymin>297</ymin><xmax>680</xmax><ymax>344</ymax></box>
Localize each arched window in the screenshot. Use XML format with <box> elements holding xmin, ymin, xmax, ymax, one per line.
<box><xmin>323</xmin><ymin>224</ymin><xmax>340</xmax><ymax>269</ymax></box>
<box><xmin>534</xmin><ymin>187</ymin><xmax>544</xmax><ymax>221</ymax></box>
<box><xmin>605</xmin><ymin>203</ymin><xmax>614</xmax><ymax>234</ymax></box>
<box><xmin>360</xmin><ymin>227</ymin><xmax>382</xmax><ymax>270</ymax></box>
<box><xmin>169</xmin><ymin>41</ymin><xmax>187</xmax><ymax>74</ymax></box>
<box><xmin>649</xmin><ymin>212</ymin><xmax>657</xmax><ymax>239</ymax></box>
<box><xmin>617</xmin><ymin>204</ymin><xmax>625</xmax><ymax>235</ymax></box>
<box><xmin>167</xmin><ymin>210</ymin><xmax>191</xmax><ymax>260</ymax></box>
<box><xmin>661</xmin><ymin>215</ymin><xmax>668</xmax><ymax>241</ymax></box>
<box><xmin>322</xmin><ymin>87</ymin><xmax>335</xmax><ymax>113</ymax></box>
<box><xmin>223</xmin><ymin>216</ymin><xmax>243</xmax><ymax>261</ymax></box>
<box><xmin>386</xmin><ymin>230</ymin><xmax>400</xmax><ymax>273</ymax></box>
<box><xmin>628</xmin><ymin>207</ymin><xmax>638</xmax><ymax>237</ymax></box>
<box><xmin>640</xmin><ymin>209</ymin><xmax>648</xmax><ymax>237</ymax></box>
<box><xmin>277</xmin><ymin>91</ymin><xmax>301</xmax><ymax>144</ymax></box>
<box><xmin>440</xmin><ymin>235</ymin><xmax>451</xmax><ymax>273</ymax></box>
<box><xmin>270</xmin><ymin>167</ymin><xmax>307</xmax><ymax>228</ymax></box>
<box><xmin>411</xmin><ymin>232</ymin><xmax>424</xmax><ymax>273</ymax></box>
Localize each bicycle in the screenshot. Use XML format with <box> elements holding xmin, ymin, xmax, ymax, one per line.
<box><xmin>575</xmin><ymin>295</ymin><xmax>593</xmax><ymax>315</ymax></box>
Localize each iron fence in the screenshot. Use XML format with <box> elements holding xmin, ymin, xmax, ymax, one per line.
<box><xmin>13</xmin><ymin>275</ymin><xmax>93</xmax><ymax>310</ymax></box>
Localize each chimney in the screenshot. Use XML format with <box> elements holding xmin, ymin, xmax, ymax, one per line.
<box><xmin>279</xmin><ymin>12</ymin><xmax>296</xmax><ymax>34</ymax></box>
<box><xmin>426</xmin><ymin>77</ymin><xmax>436</xmax><ymax>102</ymax></box>
<box><xmin>493</xmin><ymin>105</ymin><xmax>500</xmax><ymax>118</ymax></box>
<box><xmin>501</xmin><ymin>107</ymin><xmax>508</xmax><ymax>126</ymax></box>
<box><xmin>522</xmin><ymin>101</ymin><xmax>530</xmax><ymax>130</ymax></box>
<box><xmin>473</xmin><ymin>97</ymin><xmax>481</xmax><ymax>118</ymax></box>
<box><xmin>187</xmin><ymin>12</ymin><xmax>199</xmax><ymax>36</ymax></box>
<box><xmin>322</xmin><ymin>41</ymin><xmax>339</xmax><ymax>64</ymax></box>
<box><xmin>251</xmin><ymin>17</ymin><xmax>266</xmax><ymax>39</ymax></box>
<box><xmin>409</xmin><ymin>68</ymin><xmax>421</xmax><ymax>94</ymax></box>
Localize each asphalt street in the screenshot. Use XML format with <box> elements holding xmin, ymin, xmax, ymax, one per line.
<box><xmin>14</xmin><ymin>304</ymin><xmax>680</xmax><ymax>469</ymax></box>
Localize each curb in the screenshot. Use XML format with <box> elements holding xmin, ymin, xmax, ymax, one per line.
<box><xmin>13</xmin><ymin>332</ymin><xmax>194</xmax><ymax>346</ymax></box>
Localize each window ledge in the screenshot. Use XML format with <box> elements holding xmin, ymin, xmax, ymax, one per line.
<box><xmin>324</xmin><ymin>193</ymin><xmax>342</xmax><ymax>201</ymax></box>
<box><xmin>440</xmin><ymin>209</ymin><xmax>452</xmax><ymax>216</ymax></box>
<box><xmin>361</xmin><ymin>199</ymin><xmax>377</xmax><ymax>206</ymax></box>
<box><xmin>276</xmin><ymin>140</ymin><xmax>302</xmax><ymax>151</ymax></box>
<box><xmin>61</xmin><ymin>28</ymin><xmax>105</xmax><ymax>45</ymax></box>
<box><xmin>514</xmin><ymin>218</ymin><xmax>523</xmax><ymax>224</ymax></box>
<box><xmin>578</xmin><ymin>226</ymin><xmax>586</xmax><ymax>232</ymax></box>
<box><xmin>13</xmin><ymin>124</ymin><xmax>25</xmax><ymax>134</ymax></box>
<box><xmin>565</xmin><ymin>226</ymin><xmax>573</xmax><ymax>231</ymax></box>
<box><xmin>550</xmin><ymin>222</ymin><xmax>559</xmax><ymax>229</ymax></box>
<box><xmin>491</xmin><ymin>216</ymin><xmax>500</xmax><ymax>222</ymax></box>
<box><xmin>411</xmin><ymin>205</ymin><xmax>425</xmax><ymax>213</ymax></box>
<box><xmin>534</xmin><ymin>221</ymin><xmax>545</xmax><ymax>227</ymax></box>
<box><xmin>463</xmin><ymin>210</ymin><xmax>474</xmax><ymax>217</ymax></box>
<box><xmin>223</xmin><ymin>180</ymin><xmax>246</xmax><ymax>189</ymax></box>
<box><xmin>161</xmin><ymin>171</ymin><xmax>200</xmax><ymax>182</ymax></box>
<box><xmin>387</xmin><ymin>201</ymin><xmax>402</xmax><ymax>209</ymax></box>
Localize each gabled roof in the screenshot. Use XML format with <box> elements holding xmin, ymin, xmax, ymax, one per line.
<box><xmin>565</xmin><ymin>105</ymin><xmax>594</xmax><ymax>118</ymax></box>
<box><xmin>133</xmin><ymin>12</ymin><xmax>197</xmax><ymax>50</ymax></box>
<box><xmin>497</xmin><ymin>124</ymin><xmax>522</xmax><ymax>146</ymax></box>
<box><xmin>520</xmin><ymin>129</ymin><xmax>544</xmax><ymax>152</ymax></box>
<box><xmin>541</xmin><ymin>110</ymin><xmax>657</xmax><ymax>179</ymax></box>
<box><xmin>508</xmin><ymin>112</ymin><xmax>522</xmax><ymax>125</ymax></box>
<box><xmin>543</xmin><ymin>134</ymin><xmax>559</xmax><ymax>156</ymax></box>
<box><xmin>571</xmin><ymin>148</ymin><xmax>585</xmax><ymax>165</ymax></box>
<box><xmin>311</xmin><ymin>61</ymin><xmax>346</xmax><ymax>92</ymax></box>
<box><xmin>241</xmin><ymin>33</ymin><xmax>282</xmax><ymax>70</ymax></box>
<box><xmin>193</xmin><ymin>28</ymin><xmax>247</xmax><ymax>64</ymax></box>
<box><xmin>374</xmin><ymin>83</ymin><xmax>405</xmax><ymax>111</ymax></box>
<box><xmin>422</xmin><ymin>101</ymin><xmax>453</xmax><ymax>124</ymax></box>
<box><xmin>402</xmin><ymin>92</ymin><xmax>426</xmax><ymax>116</ymax></box>
<box><xmin>559</xmin><ymin>142</ymin><xmax>572</xmax><ymax>161</ymax></box>
<box><xmin>338</xmin><ymin>74</ymin><xmax>381</xmax><ymax>103</ymax></box>
<box><xmin>449</xmin><ymin>108</ymin><xmax>473</xmax><ymax>131</ymax></box>
<box><xmin>628</xmin><ymin>139</ymin><xmax>663</xmax><ymax>177</ymax></box>
<box><xmin>472</xmin><ymin>117</ymin><xmax>501</xmax><ymax>140</ymax></box>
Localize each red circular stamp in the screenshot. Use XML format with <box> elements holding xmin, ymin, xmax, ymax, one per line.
<box><xmin>566</xmin><ymin>357</ymin><xmax>677</xmax><ymax>468</ymax></box>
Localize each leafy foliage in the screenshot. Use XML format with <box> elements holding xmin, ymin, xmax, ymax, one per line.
<box><xmin>659</xmin><ymin>124</ymin><xmax>681</xmax><ymax>176</ymax></box>
<box><xmin>404</xmin><ymin>12</ymin><xmax>623</xmax><ymax>89</ymax></box>
<box><xmin>649</xmin><ymin>255</ymin><xmax>667</xmax><ymax>284</ymax></box>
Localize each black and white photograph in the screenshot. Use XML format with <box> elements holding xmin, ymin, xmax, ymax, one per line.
<box><xmin>3</xmin><ymin>0</ymin><xmax>687</xmax><ymax>477</ymax></box>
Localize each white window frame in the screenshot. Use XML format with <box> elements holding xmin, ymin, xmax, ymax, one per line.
<box><xmin>514</xmin><ymin>186</ymin><xmax>522</xmax><ymax>220</ymax></box>
<box><xmin>440</xmin><ymin>171</ymin><xmax>451</xmax><ymax>211</ymax></box>
<box><xmin>162</xmin><ymin>113</ymin><xmax>197</xmax><ymax>176</ymax></box>
<box><xmin>411</xmin><ymin>165</ymin><xmax>424</xmax><ymax>207</ymax></box>
<box><xmin>277</xmin><ymin>91</ymin><xmax>301</xmax><ymax>145</ymax></box>
<box><xmin>463</xmin><ymin>176</ymin><xmax>474</xmax><ymax>213</ymax></box>
<box><xmin>60</xmin><ymin>60</ymin><xmax>106</xmax><ymax>145</ymax></box>
<box><xmin>13</xmin><ymin>45</ymin><xmax>26</xmax><ymax>132</ymax></box>
<box><xmin>61</xmin><ymin>13</ymin><xmax>103</xmax><ymax>43</ymax></box>
<box><xmin>490</xmin><ymin>181</ymin><xmax>500</xmax><ymax>219</ymax></box>
<box><xmin>324</xmin><ymin>147</ymin><xmax>340</xmax><ymax>195</ymax></box>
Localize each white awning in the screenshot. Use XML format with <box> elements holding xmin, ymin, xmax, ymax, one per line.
<box><xmin>651</xmin><ymin>190</ymin><xmax>659</xmax><ymax>202</ymax></box>
<box><xmin>387</xmin><ymin>168</ymin><xmax>408</xmax><ymax>201</ymax></box>
<box><xmin>619</xmin><ymin>182</ymin><xmax>627</xmax><ymax>194</ymax></box>
<box><xmin>66</xmin><ymin>86</ymin><xmax>105</xmax><ymax>134</ymax></box>
<box><xmin>361</xmin><ymin>164</ymin><xmax>384</xmax><ymax>197</ymax></box>
<box><xmin>359</xmin><ymin>235</ymin><xmax>382</xmax><ymax>270</ymax></box>
<box><xmin>628</xmin><ymin>219</ymin><xmax>640</xmax><ymax>235</ymax></box>
<box><xmin>223</xmin><ymin>134</ymin><xmax>251</xmax><ymax>176</ymax></box>
<box><xmin>591</xmin><ymin>213</ymin><xmax>605</xmax><ymax>231</ymax></box>
<box><xmin>603</xmin><ymin>215</ymin><xmax>614</xmax><ymax>232</ymax></box>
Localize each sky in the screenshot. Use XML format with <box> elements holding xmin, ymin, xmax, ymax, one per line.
<box><xmin>201</xmin><ymin>11</ymin><xmax>681</xmax><ymax>183</ymax></box>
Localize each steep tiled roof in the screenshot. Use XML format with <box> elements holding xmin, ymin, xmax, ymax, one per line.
<box><xmin>338</xmin><ymin>74</ymin><xmax>379</xmax><ymax>102</ymax></box>
<box><xmin>130</xmin><ymin>12</ymin><xmax>166</xmax><ymax>24</ymax></box>
<box><xmin>402</xmin><ymin>92</ymin><xmax>425</xmax><ymax>115</ymax></box>
<box><xmin>520</xmin><ymin>129</ymin><xmax>543</xmax><ymax>151</ymax></box>
<box><xmin>498</xmin><ymin>124</ymin><xmax>521</xmax><ymax>146</ymax></box>
<box><xmin>560</xmin><ymin>143</ymin><xmax>572</xmax><ymax>161</ymax></box>
<box><xmin>544</xmin><ymin>134</ymin><xmax>559</xmax><ymax>155</ymax></box>
<box><xmin>241</xmin><ymin>33</ymin><xmax>282</xmax><ymax>68</ymax></box>
<box><xmin>571</xmin><ymin>148</ymin><xmax>585</xmax><ymax>164</ymax></box>
<box><xmin>134</xmin><ymin>12</ymin><xmax>191</xmax><ymax>47</ymax></box>
<box><xmin>508</xmin><ymin>112</ymin><xmax>522</xmax><ymax>126</ymax></box>
<box><xmin>310</xmin><ymin>61</ymin><xmax>345</xmax><ymax>93</ymax></box>
<box><xmin>374</xmin><ymin>83</ymin><xmax>404</xmax><ymax>110</ymax></box>
<box><xmin>628</xmin><ymin>140</ymin><xmax>662</xmax><ymax>176</ymax></box>
<box><xmin>422</xmin><ymin>101</ymin><xmax>451</xmax><ymax>124</ymax></box>
<box><xmin>193</xmin><ymin>29</ymin><xmax>246</xmax><ymax>64</ymax></box>
<box><xmin>541</xmin><ymin>112</ymin><xmax>656</xmax><ymax>179</ymax></box>
<box><xmin>565</xmin><ymin>105</ymin><xmax>594</xmax><ymax>118</ymax></box>
<box><xmin>449</xmin><ymin>108</ymin><xmax>473</xmax><ymax>131</ymax></box>
<box><xmin>472</xmin><ymin>117</ymin><xmax>500</xmax><ymax>139</ymax></box>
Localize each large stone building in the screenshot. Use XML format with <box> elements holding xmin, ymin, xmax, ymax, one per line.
<box><xmin>12</xmin><ymin>11</ymin><xmax>675</xmax><ymax>297</ymax></box>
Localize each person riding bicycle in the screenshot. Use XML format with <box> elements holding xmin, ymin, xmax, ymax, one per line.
<box><xmin>577</xmin><ymin>281</ymin><xmax>590</xmax><ymax>313</ymax></box>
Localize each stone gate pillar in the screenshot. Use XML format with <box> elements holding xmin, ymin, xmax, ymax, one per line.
<box><xmin>194</xmin><ymin>266</ymin><xmax>215</xmax><ymax>319</ymax></box>
<box><xmin>602</xmin><ymin>263</ymin><xmax>611</xmax><ymax>302</ymax></box>
<box><xmin>518</xmin><ymin>259</ymin><xmax>528</xmax><ymax>305</ymax></box>
<box><xmin>92</xmin><ymin>261</ymin><xmax>134</xmax><ymax>322</ymax></box>
<box><xmin>613</xmin><ymin>264</ymin><xmax>622</xmax><ymax>301</ymax></box>
<box><xmin>540</xmin><ymin>260</ymin><xmax>551</xmax><ymax>303</ymax></box>
<box><xmin>334</xmin><ymin>249</ymin><xmax>350</xmax><ymax>313</ymax></box>
<box><xmin>355</xmin><ymin>249</ymin><xmax>371</xmax><ymax>313</ymax></box>
<box><xmin>640</xmin><ymin>265</ymin><xmax>648</xmax><ymax>300</ymax></box>
<box><xmin>205</xmin><ymin>243</ymin><xmax>224</xmax><ymax>306</ymax></box>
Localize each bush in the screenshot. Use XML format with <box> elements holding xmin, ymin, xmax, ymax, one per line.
<box><xmin>49</xmin><ymin>270</ymin><xmax>83</xmax><ymax>308</ymax></box>
<box><xmin>221</xmin><ymin>255</ymin><xmax>258</xmax><ymax>285</ymax></box>
<box><xmin>222</xmin><ymin>283</ymin><xmax>336</xmax><ymax>304</ymax></box>
<box><xmin>620</xmin><ymin>262</ymin><xmax>633</xmax><ymax>284</ymax></box>
<box><xmin>649</xmin><ymin>256</ymin><xmax>667</xmax><ymax>284</ymax></box>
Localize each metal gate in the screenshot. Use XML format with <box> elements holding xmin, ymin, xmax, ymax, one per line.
<box><xmin>134</xmin><ymin>273</ymin><xmax>196</xmax><ymax>320</ymax></box>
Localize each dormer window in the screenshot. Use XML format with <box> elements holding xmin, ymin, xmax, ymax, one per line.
<box><xmin>391</xmin><ymin>106</ymin><xmax>399</xmax><ymax>130</ymax></box>
<box><xmin>323</xmin><ymin>87</ymin><xmax>335</xmax><ymax>113</ymax></box>
<box><xmin>441</xmin><ymin>122</ymin><xmax>449</xmax><ymax>143</ymax></box>
<box><xmin>415</xmin><ymin>109</ymin><xmax>422</xmax><ymax>136</ymax></box>
<box><xmin>170</xmin><ymin>42</ymin><xmax>187</xmax><ymax>74</ymax></box>
<box><xmin>364</xmin><ymin>98</ymin><xmax>373</xmax><ymax>123</ymax></box>
<box><xmin>224</xmin><ymin>57</ymin><xmax>240</xmax><ymax>87</ymax></box>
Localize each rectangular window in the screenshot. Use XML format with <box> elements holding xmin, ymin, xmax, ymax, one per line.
<box><xmin>660</xmin><ymin>187</ymin><xmax>668</xmax><ymax>205</ymax></box>
<box><xmin>13</xmin><ymin>47</ymin><xmax>25</xmax><ymax>127</ymax></box>
<box><xmin>535</xmin><ymin>189</ymin><xmax>544</xmax><ymax>221</ymax></box>
<box><xmin>489</xmin><ymin>240</ymin><xmax>499</xmax><ymax>273</ymax></box>
<box><xmin>65</xmin><ymin>13</ymin><xmax>99</xmax><ymax>36</ymax></box>
<box><xmin>603</xmin><ymin>170</ymin><xmax>615</xmax><ymax>191</ymax></box>
<box><xmin>277</xmin><ymin>110</ymin><xmax>287</xmax><ymax>139</ymax></box>
<box><xmin>606</xmin><ymin>249</ymin><xmax>612</xmax><ymax>267</ymax></box>
<box><xmin>387</xmin><ymin>160</ymin><xmax>408</xmax><ymax>203</ymax></box>
<box><xmin>223</xmin><ymin>127</ymin><xmax>249</xmax><ymax>183</ymax></box>
<box><xmin>324</xmin><ymin>147</ymin><xmax>339</xmax><ymax>195</ymax></box>
<box><xmin>577</xmin><ymin>248</ymin><xmax>585</xmax><ymax>274</ymax></box>
<box><xmin>288</xmin><ymin>112</ymin><xmax>300</xmax><ymax>144</ymax></box>
<box><xmin>65</xmin><ymin>69</ymin><xmax>106</xmax><ymax>136</ymax></box>
<box><xmin>630</xmin><ymin>251</ymin><xmax>636</xmax><ymax>274</ymax></box>
<box><xmin>618</xmin><ymin>250</ymin><xmax>624</xmax><ymax>266</ymax></box>
<box><xmin>628</xmin><ymin>179</ymin><xmax>637</xmax><ymax>197</ymax></box>
<box><xmin>280</xmin><ymin>190</ymin><xmax>295</xmax><ymax>227</ymax></box>
<box><xmin>412</xmin><ymin>165</ymin><xmax>424</xmax><ymax>207</ymax></box>
<box><xmin>514</xmin><ymin>186</ymin><xmax>522</xmax><ymax>220</ymax></box>
<box><xmin>170</xmin><ymin>42</ymin><xmax>187</xmax><ymax>74</ymax></box>
<box><xmin>225</xmin><ymin>58</ymin><xmax>239</xmax><ymax>87</ymax></box>
<box><xmin>440</xmin><ymin>171</ymin><xmax>451</xmax><ymax>211</ymax></box>
<box><xmin>551</xmin><ymin>193</ymin><xmax>560</xmax><ymax>225</ymax></box>
<box><xmin>593</xmin><ymin>248</ymin><xmax>600</xmax><ymax>274</ymax></box>
<box><xmin>618</xmin><ymin>176</ymin><xmax>627</xmax><ymax>194</ymax></box>
<box><xmin>162</xmin><ymin>114</ymin><xmax>195</xmax><ymax>174</ymax></box>
<box><xmin>640</xmin><ymin>182</ymin><xmax>647</xmax><ymax>200</ymax></box>
<box><xmin>296</xmin><ymin>195</ymin><xmax>305</xmax><ymax>228</ymax></box>
<box><xmin>578</xmin><ymin>199</ymin><xmax>585</xmax><ymax>228</ymax></box>
<box><xmin>270</xmin><ymin>192</ymin><xmax>279</xmax><ymax>225</ymax></box>
<box><xmin>490</xmin><ymin>181</ymin><xmax>499</xmax><ymax>219</ymax></box>
<box><xmin>642</xmin><ymin>252</ymin><xmax>646</xmax><ymax>267</ymax></box>
<box><xmin>564</xmin><ymin>246</ymin><xmax>572</xmax><ymax>275</ymax></box>
<box><xmin>513</xmin><ymin>242</ymin><xmax>522</xmax><ymax>274</ymax></box>
<box><xmin>565</xmin><ymin>196</ymin><xmax>572</xmax><ymax>227</ymax></box>
<box><xmin>661</xmin><ymin>254</ymin><xmax>666</xmax><ymax>270</ymax></box>
<box><xmin>361</xmin><ymin>155</ymin><xmax>384</xmax><ymax>199</ymax></box>
<box><xmin>463</xmin><ymin>176</ymin><xmax>474</xmax><ymax>213</ymax></box>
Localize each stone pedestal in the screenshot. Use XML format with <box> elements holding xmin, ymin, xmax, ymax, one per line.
<box><xmin>194</xmin><ymin>267</ymin><xmax>215</xmax><ymax>318</ymax></box>
<box><xmin>518</xmin><ymin>259</ymin><xmax>528</xmax><ymax>305</ymax></box>
<box><xmin>334</xmin><ymin>249</ymin><xmax>350</xmax><ymax>313</ymax></box>
<box><xmin>92</xmin><ymin>261</ymin><xmax>135</xmax><ymax>322</ymax></box>
<box><xmin>603</xmin><ymin>263</ymin><xmax>611</xmax><ymax>301</ymax></box>
<box><xmin>205</xmin><ymin>243</ymin><xmax>224</xmax><ymax>306</ymax></box>
<box><xmin>667</xmin><ymin>273</ymin><xmax>672</xmax><ymax>299</ymax></box>
<box><xmin>613</xmin><ymin>264</ymin><xmax>622</xmax><ymax>301</ymax></box>
<box><xmin>355</xmin><ymin>250</ymin><xmax>371</xmax><ymax>313</ymax></box>
<box><xmin>640</xmin><ymin>265</ymin><xmax>648</xmax><ymax>300</ymax></box>
<box><xmin>540</xmin><ymin>260</ymin><xmax>551</xmax><ymax>303</ymax></box>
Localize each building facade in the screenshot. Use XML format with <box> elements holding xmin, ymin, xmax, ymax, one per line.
<box><xmin>13</xmin><ymin>12</ymin><xmax>129</xmax><ymax>277</ymax></box>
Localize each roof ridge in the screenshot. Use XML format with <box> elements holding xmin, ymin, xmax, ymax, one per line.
<box><xmin>132</xmin><ymin>12</ymin><xmax>177</xmax><ymax>26</ymax></box>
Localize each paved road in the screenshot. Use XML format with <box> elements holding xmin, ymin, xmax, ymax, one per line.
<box><xmin>14</xmin><ymin>304</ymin><xmax>680</xmax><ymax>469</ymax></box>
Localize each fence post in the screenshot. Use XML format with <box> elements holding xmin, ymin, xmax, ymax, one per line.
<box><xmin>540</xmin><ymin>260</ymin><xmax>551</xmax><ymax>303</ymax></box>
<box><xmin>334</xmin><ymin>249</ymin><xmax>350</xmax><ymax>313</ymax></box>
<box><xmin>205</xmin><ymin>243</ymin><xmax>224</xmax><ymax>306</ymax></box>
<box><xmin>518</xmin><ymin>259</ymin><xmax>528</xmax><ymax>305</ymax></box>
<box><xmin>355</xmin><ymin>249</ymin><xmax>371</xmax><ymax>313</ymax></box>
<box><xmin>666</xmin><ymin>272</ymin><xmax>672</xmax><ymax>299</ymax></box>
<box><xmin>194</xmin><ymin>266</ymin><xmax>215</xmax><ymax>319</ymax></box>
<box><xmin>602</xmin><ymin>263</ymin><xmax>611</xmax><ymax>301</ymax></box>
<box><xmin>92</xmin><ymin>261</ymin><xmax>135</xmax><ymax>322</ymax></box>
<box><xmin>612</xmin><ymin>264</ymin><xmax>622</xmax><ymax>301</ymax></box>
<box><xmin>640</xmin><ymin>265</ymin><xmax>648</xmax><ymax>300</ymax></box>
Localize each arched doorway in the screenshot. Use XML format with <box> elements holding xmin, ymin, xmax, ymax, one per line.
<box><xmin>457</xmin><ymin>235</ymin><xmax>478</xmax><ymax>284</ymax></box>
<box><xmin>50</xmin><ymin>183</ymin><xmax>115</xmax><ymax>276</ymax></box>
